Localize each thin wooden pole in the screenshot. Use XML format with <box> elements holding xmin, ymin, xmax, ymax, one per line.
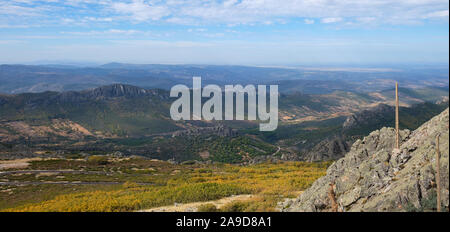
<box><xmin>395</xmin><ymin>82</ymin><xmax>400</xmax><ymax>149</ymax></box>
<box><xmin>328</xmin><ymin>182</ymin><xmax>338</xmax><ymax>212</ymax></box>
<box><xmin>436</xmin><ymin>134</ymin><xmax>441</xmax><ymax>212</ymax></box>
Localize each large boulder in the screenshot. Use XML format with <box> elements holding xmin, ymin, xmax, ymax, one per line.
<box><xmin>285</xmin><ymin>108</ymin><xmax>449</xmax><ymax>212</ymax></box>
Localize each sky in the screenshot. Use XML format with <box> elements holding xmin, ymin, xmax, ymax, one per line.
<box><xmin>0</xmin><ymin>0</ymin><xmax>449</xmax><ymax>65</ymax></box>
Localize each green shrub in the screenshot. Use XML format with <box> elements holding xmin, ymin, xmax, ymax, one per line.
<box><xmin>123</xmin><ymin>182</ymin><xmax>139</xmax><ymax>189</ymax></box>
<box><xmin>87</xmin><ymin>155</ymin><xmax>109</xmax><ymax>165</ymax></box>
<box><xmin>197</xmin><ymin>204</ymin><xmax>219</xmax><ymax>212</ymax></box>
<box><xmin>65</xmin><ymin>153</ymin><xmax>84</xmax><ymax>159</ymax></box>
<box><xmin>181</xmin><ymin>160</ymin><xmax>197</xmax><ymax>165</ymax></box>
<box><xmin>220</xmin><ymin>201</ymin><xmax>249</xmax><ymax>212</ymax></box>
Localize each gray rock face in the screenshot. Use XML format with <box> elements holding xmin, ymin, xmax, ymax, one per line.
<box><xmin>285</xmin><ymin>108</ymin><xmax>449</xmax><ymax>212</ymax></box>
<box><xmin>302</xmin><ymin>137</ymin><xmax>351</xmax><ymax>162</ymax></box>
<box><xmin>59</xmin><ymin>84</ymin><xmax>167</xmax><ymax>102</ymax></box>
<box><xmin>343</xmin><ymin>103</ymin><xmax>393</xmax><ymax>130</ymax></box>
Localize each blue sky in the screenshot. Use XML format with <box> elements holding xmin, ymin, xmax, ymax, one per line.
<box><xmin>0</xmin><ymin>0</ymin><xmax>449</xmax><ymax>65</ymax></box>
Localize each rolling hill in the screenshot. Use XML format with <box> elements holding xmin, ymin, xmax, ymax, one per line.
<box><xmin>0</xmin><ymin>83</ymin><xmax>448</xmax><ymax>163</ymax></box>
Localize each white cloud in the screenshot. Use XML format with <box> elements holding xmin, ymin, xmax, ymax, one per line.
<box><xmin>424</xmin><ymin>10</ymin><xmax>449</xmax><ymax>18</ymax></box>
<box><xmin>0</xmin><ymin>24</ymin><xmax>31</xmax><ymax>28</ymax></box>
<box><xmin>0</xmin><ymin>2</ymin><xmax>43</xmax><ymax>17</ymax></box>
<box><xmin>187</xmin><ymin>28</ymin><xmax>207</xmax><ymax>32</ymax></box>
<box><xmin>223</xmin><ymin>0</ymin><xmax>239</xmax><ymax>8</ymax></box>
<box><xmin>202</xmin><ymin>32</ymin><xmax>225</xmax><ymax>38</ymax></box>
<box><xmin>321</xmin><ymin>17</ymin><xmax>343</xmax><ymax>24</ymax></box>
<box><xmin>84</xmin><ymin>16</ymin><xmax>113</xmax><ymax>22</ymax></box>
<box><xmin>0</xmin><ymin>0</ymin><xmax>449</xmax><ymax>27</ymax></box>
<box><xmin>356</xmin><ymin>17</ymin><xmax>376</xmax><ymax>23</ymax></box>
<box><xmin>112</xmin><ymin>0</ymin><xmax>170</xmax><ymax>21</ymax></box>
<box><xmin>61</xmin><ymin>29</ymin><xmax>149</xmax><ymax>36</ymax></box>
<box><xmin>168</xmin><ymin>0</ymin><xmax>449</xmax><ymax>25</ymax></box>
<box><xmin>304</xmin><ymin>19</ymin><xmax>314</xmax><ymax>24</ymax></box>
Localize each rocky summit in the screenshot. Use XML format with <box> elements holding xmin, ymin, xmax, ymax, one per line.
<box><xmin>283</xmin><ymin>108</ymin><xmax>449</xmax><ymax>212</ymax></box>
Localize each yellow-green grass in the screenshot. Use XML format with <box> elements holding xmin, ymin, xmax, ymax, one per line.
<box><xmin>2</xmin><ymin>160</ymin><xmax>330</xmax><ymax>212</ymax></box>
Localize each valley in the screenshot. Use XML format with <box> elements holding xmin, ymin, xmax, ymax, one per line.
<box><xmin>0</xmin><ymin>64</ymin><xmax>448</xmax><ymax>212</ymax></box>
<box><xmin>0</xmin><ymin>81</ymin><xmax>448</xmax><ymax>163</ymax></box>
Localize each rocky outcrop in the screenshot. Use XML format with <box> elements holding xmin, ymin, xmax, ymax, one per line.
<box><xmin>343</xmin><ymin>103</ymin><xmax>393</xmax><ymax>130</ymax></box>
<box><xmin>301</xmin><ymin>137</ymin><xmax>351</xmax><ymax>162</ymax></box>
<box><xmin>436</xmin><ymin>96</ymin><xmax>449</xmax><ymax>105</ymax></box>
<box><xmin>299</xmin><ymin>103</ymin><xmax>393</xmax><ymax>162</ymax></box>
<box><xmin>0</xmin><ymin>84</ymin><xmax>170</xmax><ymax>108</ymax></box>
<box><xmin>58</xmin><ymin>84</ymin><xmax>168</xmax><ymax>102</ymax></box>
<box><xmin>284</xmin><ymin>108</ymin><xmax>449</xmax><ymax>212</ymax></box>
<box><xmin>83</xmin><ymin>84</ymin><xmax>157</xmax><ymax>99</ymax></box>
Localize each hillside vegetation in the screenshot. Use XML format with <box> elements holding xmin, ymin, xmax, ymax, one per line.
<box><xmin>0</xmin><ymin>159</ymin><xmax>330</xmax><ymax>212</ymax></box>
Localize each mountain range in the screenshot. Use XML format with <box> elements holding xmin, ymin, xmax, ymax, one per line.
<box><xmin>0</xmin><ymin>82</ymin><xmax>447</xmax><ymax>163</ymax></box>
<box><xmin>1</xmin><ymin>63</ymin><xmax>448</xmax><ymax>95</ymax></box>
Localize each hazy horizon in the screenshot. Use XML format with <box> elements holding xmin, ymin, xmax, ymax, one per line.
<box><xmin>1</xmin><ymin>61</ymin><xmax>450</xmax><ymax>69</ymax></box>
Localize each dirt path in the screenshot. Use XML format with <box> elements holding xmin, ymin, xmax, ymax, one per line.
<box><xmin>272</xmin><ymin>146</ymin><xmax>281</xmax><ymax>156</ymax></box>
<box><xmin>0</xmin><ymin>181</ymin><xmax>155</xmax><ymax>186</ymax></box>
<box><xmin>0</xmin><ymin>170</ymin><xmax>105</xmax><ymax>176</ymax></box>
<box><xmin>0</xmin><ymin>158</ymin><xmax>43</xmax><ymax>170</ymax></box>
<box><xmin>138</xmin><ymin>194</ymin><xmax>255</xmax><ymax>212</ymax></box>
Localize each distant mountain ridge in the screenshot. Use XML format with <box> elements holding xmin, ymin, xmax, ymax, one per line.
<box><xmin>58</xmin><ymin>84</ymin><xmax>168</xmax><ymax>102</ymax></box>
<box><xmin>1</xmin><ymin>63</ymin><xmax>448</xmax><ymax>95</ymax></box>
